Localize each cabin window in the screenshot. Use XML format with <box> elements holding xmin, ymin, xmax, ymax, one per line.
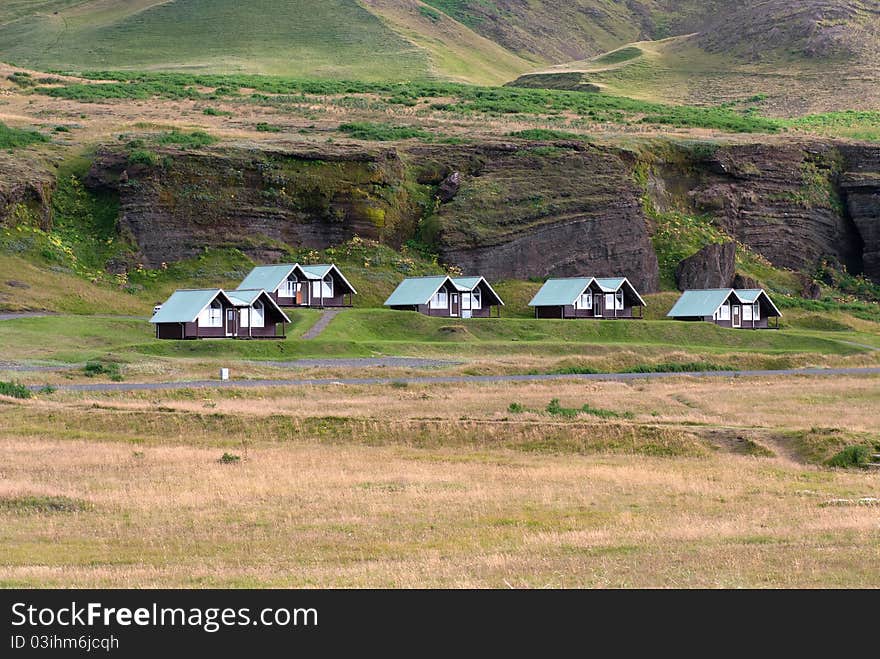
<box><xmin>718</xmin><ymin>303</ymin><xmax>730</xmax><ymax>321</ymax></box>
<box><xmin>461</xmin><ymin>293</ymin><xmax>472</xmax><ymax>310</ymax></box>
<box><xmin>753</xmin><ymin>303</ymin><xmax>761</xmax><ymax>320</ymax></box>
<box><xmin>743</xmin><ymin>304</ymin><xmax>753</xmax><ymax>321</ymax></box>
<box><xmin>615</xmin><ymin>290</ymin><xmax>624</xmax><ymax>310</ymax></box>
<box><xmin>574</xmin><ymin>293</ymin><xmax>592</xmax><ymax>310</ymax></box>
<box><xmin>252</xmin><ymin>300</ymin><xmax>265</xmax><ymax>328</ymax></box>
<box><xmin>239</xmin><ymin>308</ymin><xmax>249</xmax><ymax>327</ymax></box>
<box><xmin>201</xmin><ymin>299</ymin><xmax>223</xmax><ymax>327</ymax></box>
<box><xmin>430</xmin><ymin>291</ymin><xmax>448</xmax><ymax>309</ymax></box>
<box><xmin>472</xmin><ymin>290</ymin><xmax>481</xmax><ymax>310</ymax></box>
<box><xmin>311</xmin><ymin>278</ymin><xmax>333</xmax><ymax>299</ymax></box>
<box><xmin>604</xmin><ymin>294</ymin><xmax>616</xmax><ymax>311</ymax></box>
<box><xmin>282</xmin><ymin>277</ymin><xmax>297</xmax><ymax>298</ymax></box>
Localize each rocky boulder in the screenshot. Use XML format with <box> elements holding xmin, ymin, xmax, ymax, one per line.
<box><xmin>675</xmin><ymin>242</ymin><xmax>736</xmax><ymax>290</ymax></box>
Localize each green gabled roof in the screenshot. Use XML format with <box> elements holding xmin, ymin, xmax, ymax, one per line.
<box><xmin>528</xmin><ymin>278</ymin><xmax>593</xmax><ymax>307</ymax></box>
<box><xmin>228</xmin><ymin>288</ymin><xmax>291</xmax><ymax>323</ymax></box>
<box><xmin>451</xmin><ymin>276</ymin><xmax>481</xmax><ymax>291</ymax></box>
<box><xmin>735</xmin><ymin>289</ymin><xmax>781</xmax><ymax>315</ymax></box>
<box><xmin>299</xmin><ymin>264</ymin><xmax>332</xmax><ymax>280</ymax></box>
<box><xmin>297</xmin><ymin>263</ymin><xmax>358</xmax><ymax>294</ymax></box>
<box><xmin>150</xmin><ymin>289</ymin><xmax>227</xmax><ymax>323</ymax></box>
<box><xmin>384</xmin><ymin>276</ymin><xmax>450</xmax><ymax>306</ymax></box>
<box><xmin>594</xmin><ymin>277</ymin><xmax>626</xmax><ymax>292</ymax></box>
<box><xmin>667</xmin><ymin>289</ymin><xmax>734</xmax><ymax>317</ymax></box>
<box><xmin>226</xmin><ymin>288</ymin><xmax>263</xmax><ymax>306</ymax></box>
<box><xmin>734</xmin><ymin>289</ymin><xmax>762</xmax><ymax>303</ymax></box>
<box><xmin>238</xmin><ymin>264</ymin><xmax>295</xmax><ymax>292</ymax></box>
<box><xmin>667</xmin><ymin>288</ymin><xmax>781</xmax><ymax>317</ymax></box>
<box><xmin>452</xmin><ymin>276</ymin><xmax>505</xmax><ymax>306</ymax></box>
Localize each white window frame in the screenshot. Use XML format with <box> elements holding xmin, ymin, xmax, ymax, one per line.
<box><xmin>430</xmin><ymin>290</ymin><xmax>448</xmax><ymax>309</ymax></box>
<box><xmin>615</xmin><ymin>290</ymin><xmax>624</xmax><ymax>310</ymax></box>
<box><xmin>200</xmin><ymin>299</ymin><xmax>223</xmax><ymax>328</ymax></box>
<box><xmin>718</xmin><ymin>303</ymin><xmax>730</xmax><ymax>321</ymax></box>
<box><xmin>282</xmin><ymin>277</ymin><xmax>297</xmax><ymax>298</ymax></box>
<box><xmin>753</xmin><ymin>303</ymin><xmax>760</xmax><ymax>320</ymax></box>
<box><xmin>311</xmin><ymin>278</ymin><xmax>333</xmax><ymax>299</ymax></box>
<box><xmin>239</xmin><ymin>308</ymin><xmax>250</xmax><ymax>327</ymax></box>
<box><xmin>471</xmin><ymin>290</ymin><xmax>481</xmax><ymax>310</ymax></box>
<box><xmin>743</xmin><ymin>304</ymin><xmax>753</xmax><ymax>321</ymax></box>
<box><xmin>461</xmin><ymin>293</ymin><xmax>472</xmax><ymax>310</ymax></box>
<box><xmin>252</xmin><ymin>300</ymin><xmax>265</xmax><ymax>328</ymax></box>
<box><xmin>574</xmin><ymin>293</ymin><xmax>592</xmax><ymax>310</ymax></box>
<box><xmin>604</xmin><ymin>293</ymin><xmax>615</xmax><ymax>312</ymax></box>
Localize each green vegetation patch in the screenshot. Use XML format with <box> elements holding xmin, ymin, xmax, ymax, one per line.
<box><xmin>826</xmin><ymin>445</ymin><xmax>876</xmax><ymax>469</ymax></box>
<box><xmin>508</xmin><ymin>129</ymin><xmax>590</xmax><ymax>141</ymax></box>
<box><xmin>594</xmin><ymin>46</ymin><xmax>643</xmax><ymax>65</ymax></box>
<box><xmin>338</xmin><ymin>122</ymin><xmax>432</xmax><ymax>141</ymax></box>
<box><xmin>0</xmin><ymin>495</ymin><xmax>90</xmax><ymax>514</ymax></box>
<box><xmin>0</xmin><ymin>381</ymin><xmax>31</xmax><ymax>399</ymax></box>
<box><xmin>0</xmin><ymin>121</ymin><xmax>47</xmax><ymax>149</ymax></box>
<box><xmin>152</xmin><ymin>129</ymin><xmax>217</xmax><ymax>148</ymax></box>
<box><xmin>623</xmin><ymin>361</ymin><xmax>729</xmax><ymax>373</ymax></box>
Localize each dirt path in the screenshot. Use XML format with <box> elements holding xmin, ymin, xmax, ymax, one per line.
<box><xmin>30</xmin><ymin>366</ymin><xmax>880</xmax><ymax>393</ymax></box>
<box><xmin>302</xmin><ymin>309</ymin><xmax>342</xmax><ymax>339</ymax></box>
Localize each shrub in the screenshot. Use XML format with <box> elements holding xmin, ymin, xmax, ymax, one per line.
<box><xmin>546</xmin><ymin>398</ymin><xmax>579</xmax><ymax>418</ymax></box>
<box><xmin>255</xmin><ymin>122</ymin><xmax>282</xmax><ymax>132</ymax></box>
<box><xmin>128</xmin><ymin>149</ymin><xmax>159</xmax><ymax>166</ymax></box>
<box><xmin>508</xmin><ymin>402</ymin><xmax>525</xmax><ymax>413</ymax></box>
<box><xmin>38</xmin><ymin>384</ymin><xmax>57</xmax><ymax>394</ymax></box>
<box><xmin>826</xmin><ymin>445</ymin><xmax>874</xmax><ymax>468</ymax></box>
<box><xmin>203</xmin><ymin>107</ymin><xmax>233</xmax><ymax>116</ymax></box>
<box><xmin>83</xmin><ymin>361</ymin><xmax>122</xmax><ymax>380</ymax></box>
<box><xmin>219</xmin><ymin>452</ymin><xmax>241</xmax><ymax>464</ymax></box>
<box><xmin>0</xmin><ymin>381</ymin><xmax>31</xmax><ymax>399</ymax></box>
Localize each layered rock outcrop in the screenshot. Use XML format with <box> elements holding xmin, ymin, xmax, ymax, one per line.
<box><xmin>63</xmin><ymin>137</ymin><xmax>880</xmax><ymax>292</ymax></box>
<box><xmin>85</xmin><ymin>144</ymin><xmax>415</xmax><ymax>266</ymax></box>
<box><xmin>675</xmin><ymin>242</ymin><xmax>735</xmax><ymax>290</ymax></box>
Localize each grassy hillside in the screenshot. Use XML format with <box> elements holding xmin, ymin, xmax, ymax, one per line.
<box><xmin>510</xmin><ymin>33</ymin><xmax>880</xmax><ymax>116</ymax></box>
<box><xmin>0</xmin><ymin>0</ymin><xmax>429</xmax><ymax>80</ymax></box>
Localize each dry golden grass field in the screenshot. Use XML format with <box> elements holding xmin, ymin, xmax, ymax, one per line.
<box><xmin>2</xmin><ymin>373</ymin><xmax>879</xmax><ymax>588</ymax></box>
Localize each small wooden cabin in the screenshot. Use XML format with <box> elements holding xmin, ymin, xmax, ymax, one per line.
<box><xmin>666</xmin><ymin>288</ymin><xmax>781</xmax><ymax>329</ymax></box>
<box><xmin>528</xmin><ymin>277</ymin><xmax>646</xmax><ymax>319</ymax></box>
<box><xmin>384</xmin><ymin>275</ymin><xmax>504</xmax><ymax>317</ymax></box>
<box><xmin>150</xmin><ymin>288</ymin><xmax>290</xmax><ymax>339</ymax></box>
<box><xmin>238</xmin><ymin>263</ymin><xmax>357</xmax><ymax>308</ymax></box>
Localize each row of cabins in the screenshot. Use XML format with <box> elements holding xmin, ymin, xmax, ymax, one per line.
<box><xmin>150</xmin><ymin>263</ymin><xmax>782</xmax><ymax>339</ymax></box>
<box><xmin>150</xmin><ymin>263</ymin><xmax>357</xmax><ymax>339</ymax></box>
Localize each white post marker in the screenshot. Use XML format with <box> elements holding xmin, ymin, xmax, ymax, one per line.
<box><xmin>220</xmin><ymin>368</ymin><xmax>230</xmax><ymax>381</ymax></box>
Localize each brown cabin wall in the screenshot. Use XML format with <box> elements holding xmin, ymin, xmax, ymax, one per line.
<box><xmin>272</xmin><ymin>289</ymin><xmax>348</xmax><ymax>308</ymax></box>
<box><xmin>534</xmin><ymin>305</ymin><xmax>636</xmax><ymax>319</ymax></box>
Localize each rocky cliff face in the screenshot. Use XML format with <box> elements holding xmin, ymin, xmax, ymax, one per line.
<box><xmin>409</xmin><ymin>141</ymin><xmax>660</xmax><ymax>293</ymax></box>
<box><xmin>84</xmin><ymin>144</ymin><xmax>417</xmax><ymax>267</ymax></box>
<box><xmin>647</xmin><ymin>141</ymin><xmax>870</xmax><ymax>279</ymax></box>
<box><xmin>0</xmin><ymin>154</ymin><xmax>54</xmax><ymax>231</ymax></box>
<box><xmin>52</xmin><ymin>137</ymin><xmax>880</xmax><ymax>292</ymax></box>
<box><xmin>838</xmin><ymin>144</ymin><xmax>880</xmax><ymax>282</ymax></box>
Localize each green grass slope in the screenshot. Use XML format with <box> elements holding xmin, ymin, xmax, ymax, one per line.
<box><xmin>0</xmin><ymin>0</ymin><xmax>429</xmax><ymax>80</ymax></box>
